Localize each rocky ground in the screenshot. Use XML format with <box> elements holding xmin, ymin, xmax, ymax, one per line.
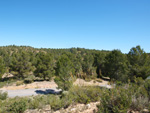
<box><xmin>25</xmin><ymin>102</ymin><xmax>100</xmax><ymax>113</ymax></box>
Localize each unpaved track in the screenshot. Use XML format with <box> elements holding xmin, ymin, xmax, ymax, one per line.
<box><xmin>1</xmin><ymin>88</ymin><xmax>62</xmax><ymax>98</ymax></box>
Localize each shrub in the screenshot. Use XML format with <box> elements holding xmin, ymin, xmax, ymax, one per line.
<box><xmin>144</xmin><ymin>79</ymin><xmax>150</xmax><ymax>98</ymax></box>
<box><xmin>34</xmin><ymin>77</ymin><xmax>43</xmax><ymax>81</ymax></box>
<box><xmin>8</xmin><ymin>99</ymin><xmax>27</xmax><ymax>113</ymax></box>
<box><xmin>24</xmin><ymin>75</ymin><xmax>35</xmax><ymax>84</ymax></box>
<box><xmin>69</xmin><ymin>86</ymin><xmax>102</xmax><ymax>104</ymax></box>
<box><xmin>134</xmin><ymin>77</ymin><xmax>145</xmax><ymax>86</ymax></box>
<box><xmin>97</xmin><ymin>87</ymin><xmax>132</xmax><ymax>113</ymax></box>
<box><xmin>0</xmin><ymin>91</ymin><xmax>8</xmax><ymax>100</ymax></box>
<box><xmin>131</xmin><ymin>96</ymin><xmax>149</xmax><ymax>112</ymax></box>
<box><xmin>29</xmin><ymin>96</ymin><xmax>47</xmax><ymax>109</ymax></box>
<box><xmin>54</xmin><ymin>76</ymin><xmax>73</xmax><ymax>91</ymax></box>
<box><xmin>16</xmin><ymin>80</ymin><xmax>24</xmax><ymax>86</ymax></box>
<box><xmin>47</xmin><ymin>95</ymin><xmax>62</xmax><ymax>111</ymax></box>
<box><xmin>116</xmin><ymin>81</ymin><xmax>123</xmax><ymax>86</ymax></box>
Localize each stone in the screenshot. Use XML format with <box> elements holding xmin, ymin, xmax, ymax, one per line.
<box><xmin>43</xmin><ymin>105</ymin><xmax>51</xmax><ymax>111</ymax></box>
<box><xmin>86</xmin><ymin>104</ymin><xmax>91</xmax><ymax>109</ymax></box>
<box><xmin>70</xmin><ymin>108</ymin><xmax>76</xmax><ymax>112</ymax></box>
<box><xmin>142</xmin><ymin>109</ymin><xmax>149</xmax><ymax>113</ymax></box>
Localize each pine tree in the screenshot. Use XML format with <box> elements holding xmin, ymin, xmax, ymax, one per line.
<box><xmin>55</xmin><ymin>54</ymin><xmax>74</xmax><ymax>90</ymax></box>
<box><xmin>10</xmin><ymin>51</ymin><xmax>35</xmax><ymax>77</ymax></box>
<box><xmin>128</xmin><ymin>46</ymin><xmax>150</xmax><ymax>79</ymax></box>
<box><xmin>34</xmin><ymin>52</ymin><xmax>55</xmax><ymax>80</ymax></box>
<box><xmin>104</xmin><ymin>50</ymin><xmax>129</xmax><ymax>82</ymax></box>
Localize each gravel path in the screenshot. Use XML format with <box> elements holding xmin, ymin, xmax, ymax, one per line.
<box><xmin>1</xmin><ymin>88</ymin><xmax>62</xmax><ymax>98</ymax></box>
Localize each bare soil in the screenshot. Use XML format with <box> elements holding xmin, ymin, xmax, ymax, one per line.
<box><xmin>0</xmin><ymin>80</ymin><xmax>58</xmax><ymax>90</ymax></box>
<box><xmin>0</xmin><ymin>78</ymin><xmax>108</xmax><ymax>90</ymax></box>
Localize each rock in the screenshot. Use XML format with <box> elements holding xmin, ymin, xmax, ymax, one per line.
<box><xmin>54</xmin><ymin>111</ymin><xmax>61</xmax><ymax>113</ymax></box>
<box><xmin>24</xmin><ymin>109</ymin><xmax>40</xmax><ymax>113</ymax></box>
<box><xmin>142</xmin><ymin>109</ymin><xmax>149</xmax><ymax>113</ymax></box>
<box><xmin>43</xmin><ymin>105</ymin><xmax>51</xmax><ymax>111</ymax></box>
<box><xmin>70</xmin><ymin>108</ymin><xmax>76</xmax><ymax>112</ymax></box>
<box><xmin>86</xmin><ymin>104</ymin><xmax>91</xmax><ymax>109</ymax></box>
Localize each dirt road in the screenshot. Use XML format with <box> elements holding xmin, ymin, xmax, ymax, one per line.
<box><xmin>1</xmin><ymin>88</ymin><xmax>62</xmax><ymax>98</ymax></box>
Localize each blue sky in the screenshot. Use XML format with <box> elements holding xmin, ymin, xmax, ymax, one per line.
<box><xmin>0</xmin><ymin>0</ymin><xmax>150</xmax><ymax>53</ymax></box>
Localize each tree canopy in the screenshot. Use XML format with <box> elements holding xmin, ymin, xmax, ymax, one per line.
<box><xmin>0</xmin><ymin>45</ymin><xmax>149</xmax><ymax>84</ymax></box>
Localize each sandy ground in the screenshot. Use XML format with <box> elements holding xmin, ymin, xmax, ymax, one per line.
<box><xmin>73</xmin><ymin>78</ymin><xmax>108</xmax><ymax>86</ymax></box>
<box><xmin>0</xmin><ymin>80</ymin><xmax>58</xmax><ymax>90</ymax></box>
<box><xmin>0</xmin><ymin>79</ymin><xmax>108</xmax><ymax>90</ymax></box>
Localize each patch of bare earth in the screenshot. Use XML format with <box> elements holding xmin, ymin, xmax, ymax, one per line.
<box><xmin>0</xmin><ymin>78</ymin><xmax>108</xmax><ymax>90</ymax></box>
<box><xmin>0</xmin><ymin>80</ymin><xmax>58</xmax><ymax>90</ymax></box>
<box><xmin>73</xmin><ymin>78</ymin><xmax>108</xmax><ymax>86</ymax></box>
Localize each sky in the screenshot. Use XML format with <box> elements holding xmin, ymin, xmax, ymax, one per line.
<box><xmin>0</xmin><ymin>0</ymin><xmax>150</xmax><ymax>53</ymax></box>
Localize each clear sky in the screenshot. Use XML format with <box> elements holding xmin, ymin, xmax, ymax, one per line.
<box><xmin>0</xmin><ymin>0</ymin><xmax>150</xmax><ymax>53</ymax></box>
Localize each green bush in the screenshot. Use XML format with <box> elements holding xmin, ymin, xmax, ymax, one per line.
<box><xmin>144</xmin><ymin>79</ymin><xmax>150</xmax><ymax>98</ymax></box>
<box><xmin>0</xmin><ymin>91</ymin><xmax>8</xmax><ymax>100</ymax></box>
<box><xmin>24</xmin><ymin>75</ymin><xmax>35</xmax><ymax>84</ymax></box>
<box><xmin>131</xmin><ymin>96</ymin><xmax>149</xmax><ymax>112</ymax></box>
<box><xmin>54</xmin><ymin>76</ymin><xmax>73</xmax><ymax>91</ymax></box>
<box><xmin>97</xmin><ymin>87</ymin><xmax>131</xmax><ymax>113</ymax></box>
<box><xmin>69</xmin><ymin>86</ymin><xmax>102</xmax><ymax>104</ymax></box>
<box><xmin>47</xmin><ymin>95</ymin><xmax>62</xmax><ymax>111</ymax></box>
<box><xmin>134</xmin><ymin>77</ymin><xmax>145</xmax><ymax>86</ymax></box>
<box><xmin>16</xmin><ymin>80</ymin><xmax>24</xmax><ymax>86</ymax></box>
<box><xmin>34</xmin><ymin>77</ymin><xmax>43</xmax><ymax>81</ymax></box>
<box><xmin>8</xmin><ymin>99</ymin><xmax>27</xmax><ymax>113</ymax></box>
<box><xmin>29</xmin><ymin>96</ymin><xmax>47</xmax><ymax>109</ymax></box>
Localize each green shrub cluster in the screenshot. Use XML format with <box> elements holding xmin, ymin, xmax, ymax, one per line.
<box><xmin>97</xmin><ymin>87</ymin><xmax>131</xmax><ymax>113</ymax></box>
<box><xmin>24</xmin><ymin>75</ymin><xmax>36</xmax><ymax>84</ymax></box>
<box><xmin>8</xmin><ymin>98</ymin><xmax>28</xmax><ymax>113</ymax></box>
<box><xmin>0</xmin><ymin>91</ymin><xmax>8</xmax><ymax>100</ymax></box>
<box><xmin>97</xmin><ymin>80</ymin><xmax>150</xmax><ymax>113</ymax></box>
<box><xmin>68</xmin><ymin>86</ymin><xmax>102</xmax><ymax>104</ymax></box>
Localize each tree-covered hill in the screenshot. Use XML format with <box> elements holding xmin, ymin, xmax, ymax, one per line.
<box><xmin>0</xmin><ymin>45</ymin><xmax>150</xmax><ymax>84</ymax></box>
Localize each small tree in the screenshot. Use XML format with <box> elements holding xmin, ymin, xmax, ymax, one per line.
<box><xmin>104</xmin><ymin>50</ymin><xmax>129</xmax><ymax>82</ymax></box>
<box><xmin>10</xmin><ymin>52</ymin><xmax>35</xmax><ymax>77</ymax></box>
<box><xmin>0</xmin><ymin>57</ymin><xmax>5</xmax><ymax>80</ymax></box>
<box><xmin>35</xmin><ymin>53</ymin><xmax>55</xmax><ymax>80</ymax></box>
<box><xmin>55</xmin><ymin>54</ymin><xmax>74</xmax><ymax>91</ymax></box>
<box><xmin>128</xmin><ymin>46</ymin><xmax>150</xmax><ymax>79</ymax></box>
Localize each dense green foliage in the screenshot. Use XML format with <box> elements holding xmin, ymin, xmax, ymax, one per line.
<box><xmin>34</xmin><ymin>52</ymin><xmax>55</xmax><ymax>80</ymax></box>
<box><xmin>128</xmin><ymin>46</ymin><xmax>150</xmax><ymax>80</ymax></box>
<box><xmin>0</xmin><ymin>45</ymin><xmax>150</xmax><ymax>85</ymax></box>
<box><xmin>104</xmin><ymin>50</ymin><xmax>129</xmax><ymax>82</ymax></box>
<box><xmin>97</xmin><ymin>79</ymin><xmax>150</xmax><ymax>113</ymax></box>
<box><xmin>8</xmin><ymin>98</ymin><xmax>27</xmax><ymax>113</ymax></box>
